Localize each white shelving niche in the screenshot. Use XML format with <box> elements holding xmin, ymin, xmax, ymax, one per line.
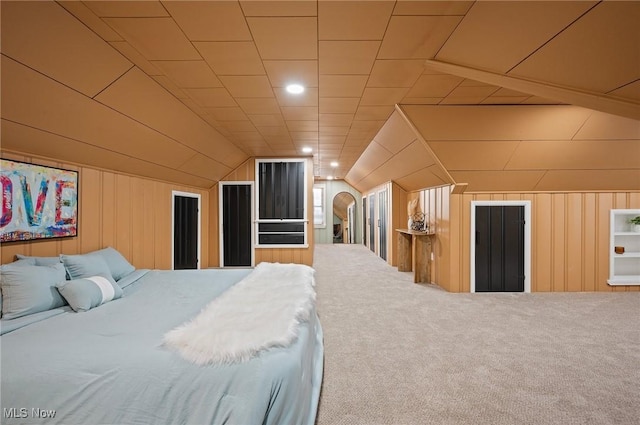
<box><xmin>608</xmin><ymin>209</ymin><xmax>640</xmax><ymax>286</ymax></box>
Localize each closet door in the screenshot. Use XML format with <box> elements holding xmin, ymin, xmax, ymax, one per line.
<box><xmin>362</xmin><ymin>197</ymin><xmax>367</xmax><ymax>247</ymax></box>
<box><xmin>368</xmin><ymin>193</ymin><xmax>376</xmax><ymax>253</ymax></box>
<box><xmin>220</xmin><ymin>182</ymin><xmax>253</xmax><ymax>267</ymax></box>
<box><xmin>475</xmin><ymin>206</ymin><xmax>525</xmax><ymax>292</ymax></box>
<box><xmin>173</xmin><ymin>193</ymin><xmax>200</xmax><ymax>270</ymax></box>
<box><xmin>348</xmin><ymin>204</ymin><xmax>356</xmax><ymax>244</ymax></box>
<box><xmin>378</xmin><ymin>188</ymin><xmax>388</xmax><ymax>261</ymax></box>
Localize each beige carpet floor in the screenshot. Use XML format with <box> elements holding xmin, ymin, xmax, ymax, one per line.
<box><xmin>313</xmin><ymin>244</ymin><xmax>640</xmax><ymax>425</ymax></box>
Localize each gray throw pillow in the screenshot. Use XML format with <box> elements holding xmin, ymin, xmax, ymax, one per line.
<box><xmin>61</xmin><ymin>254</ymin><xmax>112</xmax><ymax>280</ymax></box>
<box><xmin>1</xmin><ymin>259</ymin><xmax>36</xmax><ymax>318</ymax></box>
<box><xmin>56</xmin><ymin>274</ymin><xmax>123</xmax><ymax>312</ymax></box>
<box><xmin>0</xmin><ymin>263</ymin><xmax>67</xmax><ymax>320</ymax></box>
<box><xmin>15</xmin><ymin>255</ymin><xmax>70</xmax><ymax>280</ymax></box>
<box><xmin>15</xmin><ymin>254</ymin><xmax>61</xmax><ymax>266</ymax></box>
<box><xmin>92</xmin><ymin>247</ymin><xmax>135</xmax><ymax>281</ymax></box>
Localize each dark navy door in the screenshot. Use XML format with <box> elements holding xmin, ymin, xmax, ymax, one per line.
<box><xmin>475</xmin><ymin>206</ymin><xmax>525</xmax><ymax>292</ymax></box>
<box><xmin>222</xmin><ymin>184</ymin><xmax>252</xmax><ymax>267</ymax></box>
<box><xmin>174</xmin><ymin>195</ymin><xmax>198</xmax><ymax>270</ymax></box>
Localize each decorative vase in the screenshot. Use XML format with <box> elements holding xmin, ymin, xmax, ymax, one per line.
<box><xmin>408</xmin><ymin>217</ymin><xmax>413</xmax><ymax>230</ymax></box>
<box><xmin>634</xmin><ymin>224</ymin><xmax>640</xmax><ymax>233</ymax></box>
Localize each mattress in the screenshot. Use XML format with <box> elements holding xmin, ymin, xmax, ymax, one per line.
<box><xmin>0</xmin><ymin>268</ymin><xmax>324</xmax><ymax>425</ymax></box>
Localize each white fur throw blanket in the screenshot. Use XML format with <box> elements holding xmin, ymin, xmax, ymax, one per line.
<box><xmin>163</xmin><ymin>262</ymin><xmax>316</xmax><ymax>366</ymax></box>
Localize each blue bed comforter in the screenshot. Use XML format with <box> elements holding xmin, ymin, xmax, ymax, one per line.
<box><xmin>0</xmin><ymin>269</ymin><xmax>324</xmax><ymax>425</ymax></box>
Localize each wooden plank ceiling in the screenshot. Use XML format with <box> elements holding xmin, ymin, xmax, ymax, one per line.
<box><xmin>1</xmin><ymin>1</ymin><xmax>639</xmax><ymax>191</ymax></box>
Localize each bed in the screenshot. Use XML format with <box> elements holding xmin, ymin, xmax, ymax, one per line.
<box><xmin>0</xmin><ymin>249</ymin><xmax>323</xmax><ymax>425</ymax></box>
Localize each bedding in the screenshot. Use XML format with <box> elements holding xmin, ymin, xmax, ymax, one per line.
<box><xmin>164</xmin><ymin>262</ymin><xmax>316</xmax><ymax>365</ymax></box>
<box><xmin>0</xmin><ymin>266</ymin><xmax>323</xmax><ymax>425</ymax></box>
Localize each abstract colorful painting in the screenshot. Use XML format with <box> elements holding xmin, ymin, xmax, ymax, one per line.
<box><xmin>0</xmin><ymin>159</ymin><xmax>78</xmax><ymax>242</ymax></box>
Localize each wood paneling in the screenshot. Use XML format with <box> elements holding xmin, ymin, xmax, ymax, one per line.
<box><xmin>4</xmin><ymin>1</ymin><xmax>638</xmax><ymax>185</ymax></box>
<box><xmin>409</xmin><ymin>186</ymin><xmax>453</xmax><ymax>289</ymax></box>
<box><xmin>0</xmin><ymin>151</ymin><xmax>210</xmax><ymax>269</ymax></box>
<box><xmin>534</xmin><ymin>193</ymin><xmax>553</xmax><ymax>292</ymax></box>
<box><xmin>346</xmin><ymin>106</ymin><xmax>455</xmax><ymax>194</ymax></box>
<box><xmin>410</xmin><ymin>185</ymin><xmax>640</xmax><ymax>292</ymax></box>
<box><xmin>551</xmin><ymin>194</ymin><xmax>568</xmax><ymax>291</ymax></box>
<box><xmin>404</xmin><ymin>186</ymin><xmax>640</xmax><ymax>292</ymax></box>
<box><xmin>438</xmin><ymin>186</ymin><xmax>452</xmax><ymax>291</ymax></box>
<box><xmin>390</xmin><ymin>182</ymin><xmax>407</xmax><ymax>268</ymax></box>
<box><xmin>2</xmin><ymin>1</ymin><xmax>132</xmax><ymax>97</ymax></box>
<box><xmin>510</xmin><ymin>2</ymin><xmax>639</xmax><ymax>95</ymax></box>
<box><xmin>565</xmin><ymin>194</ymin><xmax>583</xmax><ymax>291</ymax></box>
<box><xmin>436</xmin><ymin>1</ymin><xmax>596</xmax><ymax>74</ymax></box>
<box><xmin>447</xmin><ymin>189</ymin><xmax>462</xmax><ymax>292</ymax></box>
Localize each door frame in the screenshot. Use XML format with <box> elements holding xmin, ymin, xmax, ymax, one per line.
<box><xmin>171</xmin><ymin>190</ymin><xmax>201</xmax><ymax>270</ymax></box>
<box><xmin>367</xmin><ymin>192</ymin><xmax>376</xmax><ymax>253</ymax></box>
<box><xmin>347</xmin><ymin>201</ymin><xmax>356</xmax><ymax>244</ymax></box>
<box><xmin>219</xmin><ymin>181</ymin><xmax>254</xmax><ymax>267</ymax></box>
<box><xmin>362</xmin><ymin>196</ymin><xmax>367</xmax><ymax>247</ymax></box>
<box><xmin>377</xmin><ymin>187</ymin><xmax>389</xmax><ymax>261</ymax></box>
<box><xmin>470</xmin><ymin>200</ymin><xmax>531</xmax><ymax>293</ymax></box>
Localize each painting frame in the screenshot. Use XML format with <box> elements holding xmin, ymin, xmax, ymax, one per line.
<box><xmin>0</xmin><ymin>159</ymin><xmax>79</xmax><ymax>243</ymax></box>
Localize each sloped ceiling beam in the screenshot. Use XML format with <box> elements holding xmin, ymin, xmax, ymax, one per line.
<box><xmin>394</xmin><ymin>104</ymin><xmax>458</xmax><ymax>186</ymax></box>
<box><xmin>424</xmin><ymin>59</ymin><xmax>640</xmax><ymax>121</ymax></box>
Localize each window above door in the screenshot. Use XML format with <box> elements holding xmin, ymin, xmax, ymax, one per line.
<box><xmin>255</xmin><ymin>159</ymin><xmax>308</xmax><ymax>248</ymax></box>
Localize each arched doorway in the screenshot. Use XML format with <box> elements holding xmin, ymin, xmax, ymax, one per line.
<box><xmin>332</xmin><ymin>192</ymin><xmax>357</xmax><ymax>244</ymax></box>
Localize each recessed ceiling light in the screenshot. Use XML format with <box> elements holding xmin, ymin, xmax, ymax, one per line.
<box><xmin>302</xmin><ymin>147</ymin><xmax>313</xmax><ymax>153</ymax></box>
<box><xmin>327</xmin><ymin>176</ymin><xmax>334</xmax><ymax>180</ymax></box>
<box><xmin>330</xmin><ymin>161</ymin><xmax>338</xmax><ymax>167</ymax></box>
<box><xmin>286</xmin><ymin>84</ymin><xmax>305</xmax><ymax>94</ymax></box>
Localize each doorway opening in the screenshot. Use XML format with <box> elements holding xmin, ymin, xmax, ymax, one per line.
<box><xmin>332</xmin><ymin>192</ymin><xmax>357</xmax><ymax>244</ymax></box>
<box><xmin>470</xmin><ymin>201</ymin><xmax>531</xmax><ymax>293</ymax></box>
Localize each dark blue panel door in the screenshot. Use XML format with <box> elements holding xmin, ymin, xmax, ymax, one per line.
<box><xmin>174</xmin><ymin>195</ymin><xmax>198</xmax><ymax>270</ymax></box>
<box><xmin>222</xmin><ymin>184</ymin><xmax>252</xmax><ymax>267</ymax></box>
<box><xmin>475</xmin><ymin>206</ymin><xmax>524</xmax><ymax>292</ymax></box>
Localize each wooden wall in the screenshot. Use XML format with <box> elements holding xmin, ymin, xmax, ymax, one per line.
<box><xmin>208</xmin><ymin>157</ymin><xmax>315</xmax><ymax>267</ymax></box>
<box><xmin>408</xmin><ymin>186</ymin><xmax>640</xmax><ymax>292</ymax></box>
<box><xmin>1</xmin><ymin>151</ymin><xmax>210</xmax><ymax>269</ymax></box>
<box><xmin>390</xmin><ymin>182</ymin><xmax>408</xmax><ymax>267</ymax></box>
<box><xmin>407</xmin><ymin>185</ymin><xmax>450</xmax><ymax>288</ymax></box>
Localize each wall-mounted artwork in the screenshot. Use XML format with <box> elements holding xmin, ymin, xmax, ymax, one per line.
<box><xmin>0</xmin><ymin>159</ymin><xmax>78</xmax><ymax>242</ymax></box>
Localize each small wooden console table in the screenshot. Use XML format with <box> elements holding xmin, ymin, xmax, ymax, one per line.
<box><xmin>396</xmin><ymin>229</ymin><xmax>434</xmax><ymax>283</ymax></box>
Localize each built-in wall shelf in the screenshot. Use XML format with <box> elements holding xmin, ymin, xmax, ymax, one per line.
<box><xmin>608</xmin><ymin>209</ymin><xmax>640</xmax><ymax>286</ymax></box>
<box><xmin>613</xmin><ymin>252</ymin><xmax>640</xmax><ymax>258</ymax></box>
<box><xmin>608</xmin><ymin>276</ymin><xmax>640</xmax><ymax>285</ymax></box>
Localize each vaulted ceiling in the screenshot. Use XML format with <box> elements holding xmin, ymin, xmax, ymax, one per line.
<box><xmin>1</xmin><ymin>1</ymin><xmax>639</xmax><ymax>192</ymax></box>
